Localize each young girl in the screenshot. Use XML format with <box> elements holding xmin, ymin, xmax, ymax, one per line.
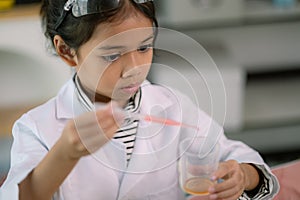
<box><xmin>1</xmin><ymin>0</ymin><xmax>279</xmax><ymax>199</ymax></box>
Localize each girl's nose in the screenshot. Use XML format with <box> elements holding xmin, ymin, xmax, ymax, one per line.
<box><xmin>121</xmin><ymin>51</ymin><xmax>142</xmax><ymax>78</ymax></box>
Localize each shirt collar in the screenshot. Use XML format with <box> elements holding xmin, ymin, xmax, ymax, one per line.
<box><xmin>73</xmin><ymin>73</ymin><xmax>142</xmax><ymax>114</ymax></box>
<box><xmin>74</xmin><ymin>74</ymin><xmax>94</xmax><ymax>111</ymax></box>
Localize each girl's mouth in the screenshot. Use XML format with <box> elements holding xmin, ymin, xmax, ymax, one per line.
<box><xmin>121</xmin><ymin>83</ymin><xmax>140</xmax><ymax>94</ymax></box>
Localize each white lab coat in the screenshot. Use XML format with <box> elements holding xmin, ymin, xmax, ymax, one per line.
<box><xmin>1</xmin><ymin>79</ymin><xmax>278</xmax><ymax>200</ymax></box>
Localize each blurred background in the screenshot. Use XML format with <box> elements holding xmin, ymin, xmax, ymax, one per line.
<box><xmin>151</xmin><ymin>0</ymin><xmax>300</xmax><ymax>166</ymax></box>
<box><xmin>1</xmin><ymin>0</ymin><xmax>300</xmax><ymax>185</ymax></box>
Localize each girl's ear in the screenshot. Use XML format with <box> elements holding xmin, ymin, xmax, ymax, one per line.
<box><xmin>53</xmin><ymin>35</ymin><xmax>77</xmax><ymax>66</ymax></box>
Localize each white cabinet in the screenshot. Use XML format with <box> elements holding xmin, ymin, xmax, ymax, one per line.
<box><xmin>157</xmin><ymin>0</ymin><xmax>300</xmax><ymax>28</ymax></box>
<box><xmin>157</xmin><ymin>0</ymin><xmax>243</xmax><ymax>27</ymax></box>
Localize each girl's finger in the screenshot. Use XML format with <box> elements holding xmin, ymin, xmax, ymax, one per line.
<box><xmin>212</xmin><ymin>183</ymin><xmax>243</xmax><ymax>198</ymax></box>
<box><xmin>210</xmin><ymin>178</ymin><xmax>235</xmax><ymax>194</ymax></box>
<box><xmin>76</xmin><ymin>117</ymin><xmax>117</xmax><ymax>139</ymax></box>
<box><xmin>75</xmin><ymin>121</ymin><xmax>120</xmax><ymax>154</ymax></box>
<box><xmin>89</xmin><ymin>123</ymin><xmax>119</xmax><ymax>145</ymax></box>
<box><xmin>212</xmin><ymin>163</ymin><xmax>232</xmax><ymax>181</ymax></box>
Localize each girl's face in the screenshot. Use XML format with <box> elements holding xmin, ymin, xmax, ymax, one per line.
<box><xmin>74</xmin><ymin>13</ymin><xmax>154</xmax><ymax>105</ymax></box>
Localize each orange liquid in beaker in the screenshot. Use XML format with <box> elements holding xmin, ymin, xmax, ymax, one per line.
<box><xmin>183</xmin><ymin>177</ymin><xmax>214</xmax><ymax>196</ymax></box>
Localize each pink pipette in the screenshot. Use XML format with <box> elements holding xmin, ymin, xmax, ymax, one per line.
<box><xmin>97</xmin><ymin>102</ymin><xmax>199</xmax><ymax>131</ymax></box>
<box><xmin>124</xmin><ymin>112</ymin><xmax>200</xmax><ymax>131</ymax></box>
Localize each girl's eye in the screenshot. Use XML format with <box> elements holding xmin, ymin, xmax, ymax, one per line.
<box><xmin>138</xmin><ymin>44</ymin><xmax>153</xmax><ymax>53</ymax></box>
<box><xmin>101</xmin><ymin>53</ymin><xmax>121</xmax><ymax>62</ymax></box>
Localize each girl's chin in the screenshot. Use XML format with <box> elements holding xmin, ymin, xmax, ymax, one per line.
<box><xmin>93</xmin><ymin>87</ymin><xmax>138</xmax><ymax>104</ymax></box>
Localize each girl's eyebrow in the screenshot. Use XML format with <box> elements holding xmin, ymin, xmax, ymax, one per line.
<box><xmin>141</xmin><ymin>34</ymin><xmax>154</xmax><ymax>43</ymax></box>
<box><xmin>98</xmin><ymin>34</ymin><xmax>154</xmax><ymax>51</ymax></box>
<box><xmin>98</xmin><ymin>45</ymin><xmax>126</xmax><ymax>51</ymax></box>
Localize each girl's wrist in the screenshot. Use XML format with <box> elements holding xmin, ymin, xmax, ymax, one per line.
<box><xmin>240</xmin><ymin>163</ymin><xmax>260</xmax><ymax>191</ymax></box>
<box><xmin>56</xmin><ymin>134</ymin><xmax>81</xmax><ymax>162</ymax></box>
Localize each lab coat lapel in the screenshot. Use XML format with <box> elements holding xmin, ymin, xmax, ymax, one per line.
<box><xmin>118</xmin><ymin>82</ymin><xmax>176</xmax><ymax>199</ymax></box>
<box><xmin>98</xmin><ymin>139</ymin><xmax>127</xmax><ymax>172</ymax></box>
<box><xmin>117</xmin><ymin>136</ymin><xmax>159</xmax><ymax>199</ymax></box>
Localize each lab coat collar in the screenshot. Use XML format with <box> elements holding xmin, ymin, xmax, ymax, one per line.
<box><xmin>55</xmin><ymin>78</ymin><xmax>88</xmax><ymax>119</ymax></box>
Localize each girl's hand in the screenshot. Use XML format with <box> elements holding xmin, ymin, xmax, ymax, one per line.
<box><xmin>208</xmin><ymin>160</ymin><xmax>259</xmax><ymax>200</ymax></box>
<box><xmin>59</xmin><ymin>102</ymin><xmax>123</xmax><ymax>160</ymax></box>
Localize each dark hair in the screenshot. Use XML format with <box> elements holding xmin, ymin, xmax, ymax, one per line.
<box><xmin>40</xmin><ymin>0</ymin><xmax>158</xmax><ymax>52</ymax></box>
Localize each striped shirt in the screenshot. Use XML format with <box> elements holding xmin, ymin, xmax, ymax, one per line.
<box><xmin>113</xmin><ymin>92</ymin><xmax>141</xmax><ymax>162</ymax></box>
<box><xmin>73</xmin><ymin>74</ymin><xmax>141</xmax><ymax>162</ymax></box>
